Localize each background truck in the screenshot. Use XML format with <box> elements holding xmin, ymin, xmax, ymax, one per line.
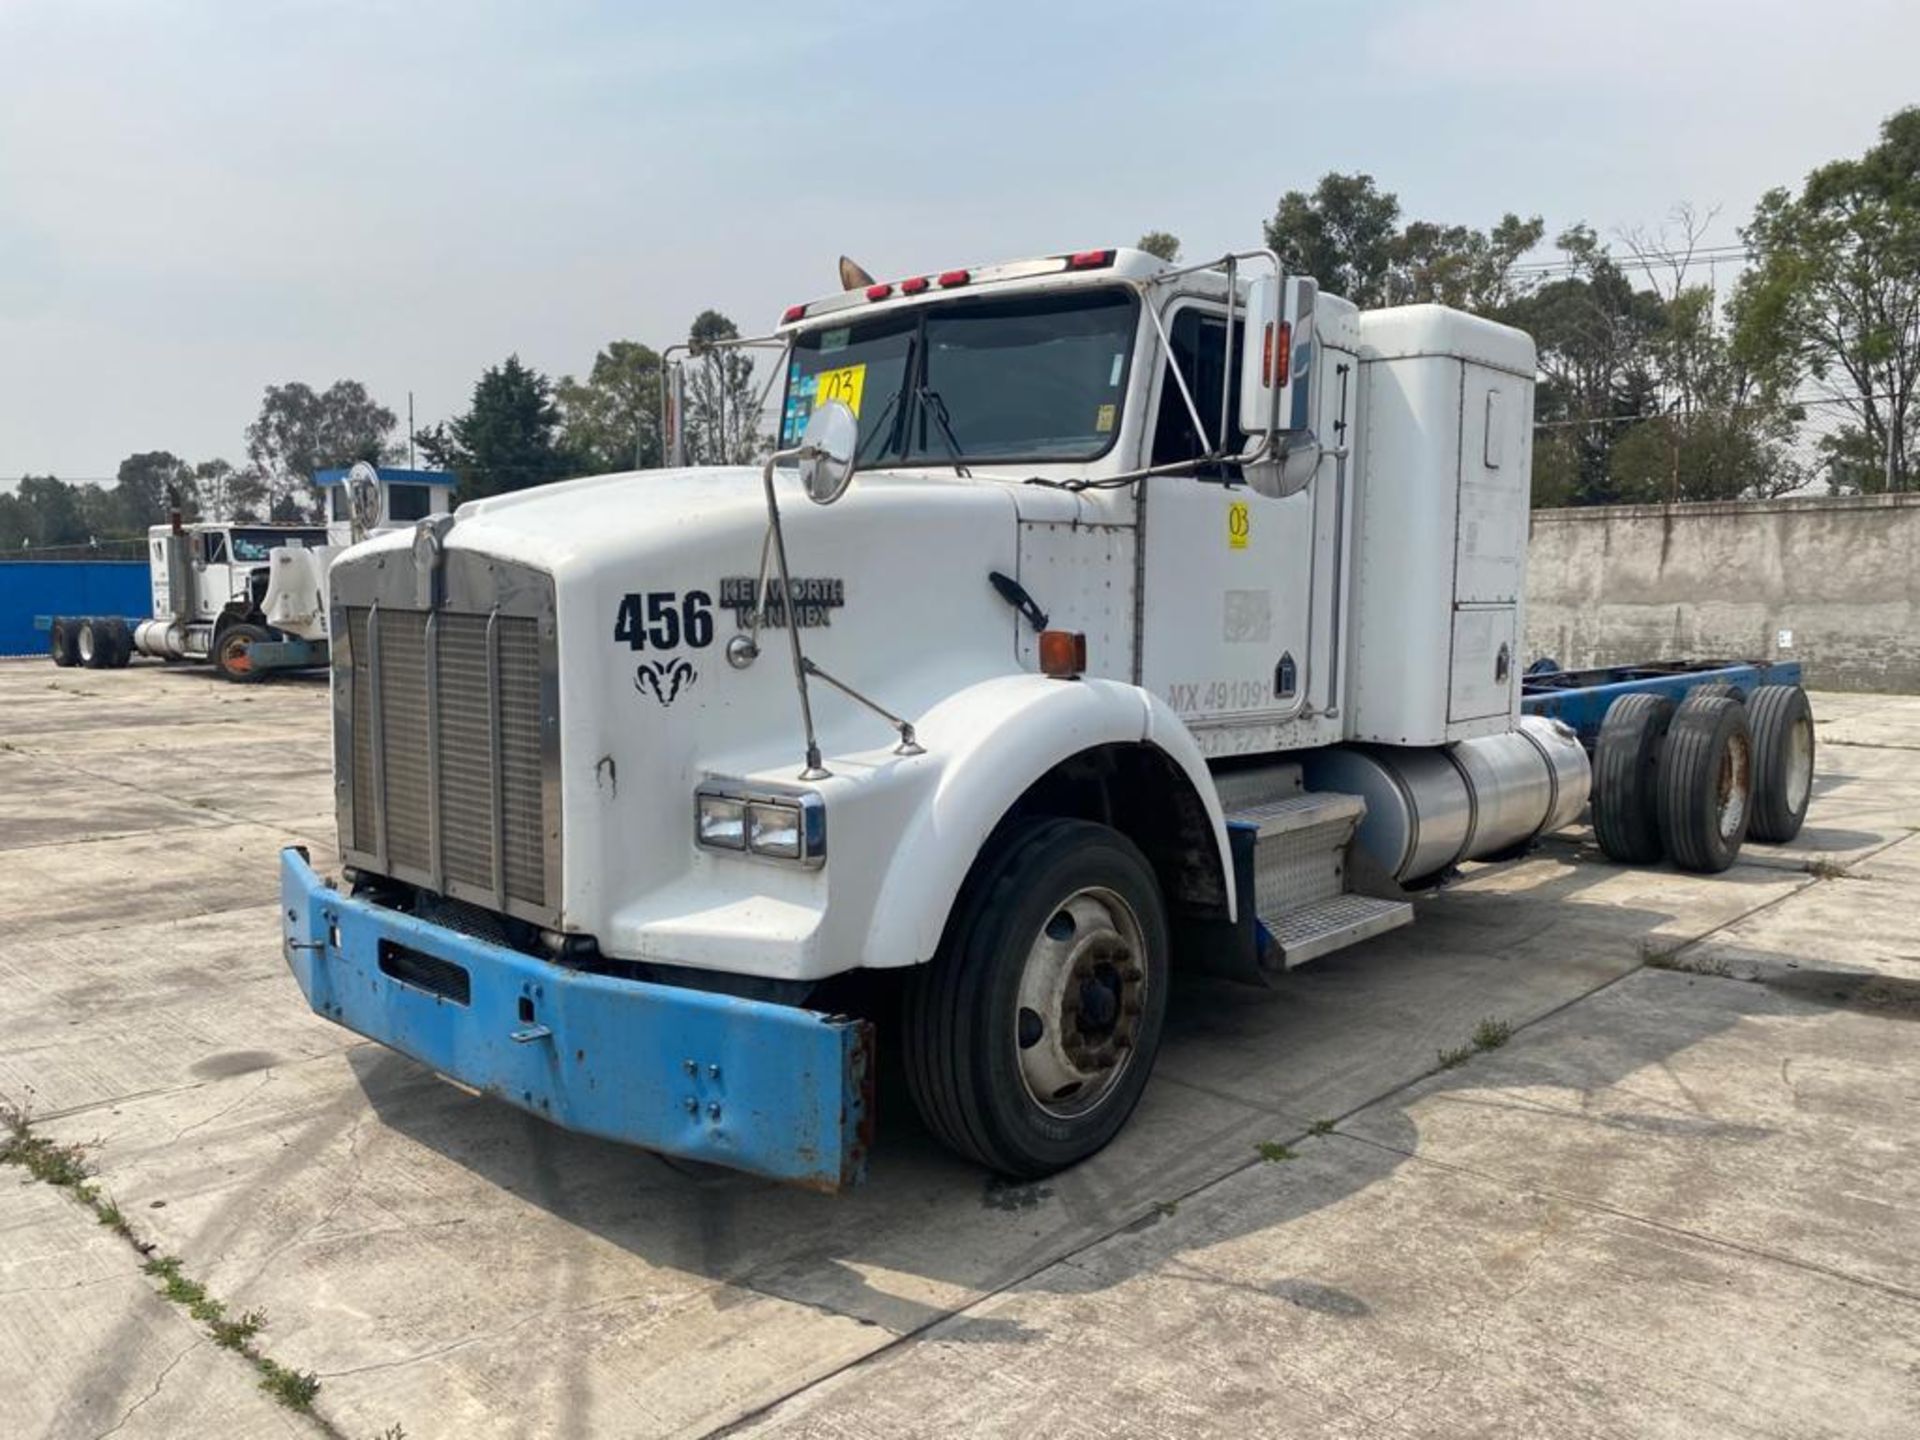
<box><xmin>46</xmin><ymin>463</ymin><xmax>454</xmax><ymax>681</ymax></box>
<box><xmin>281</xmin><ymin>246</ymin><xmax>1816</xmax><ymax>1190</ymax></box>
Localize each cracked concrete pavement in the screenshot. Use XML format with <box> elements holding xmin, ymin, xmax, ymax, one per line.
<box><xmin>2</xmin><ymin>658</ymin><xmax>1916</xmax><ymax>1438</ymax></box>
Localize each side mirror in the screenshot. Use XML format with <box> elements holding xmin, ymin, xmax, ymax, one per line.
<box><xmin>799</xmin><ymin>400</ymin><xmax>859</xmax><ymax>505</ymax></box>
<box><xmin>1237</xmin><ymin>275</ymin><xmax>1317</xmax><ymax>439</ymax></box>
<box><xmin>346</xmin><ymin>460</ymin><xmax>384</xmax><ymax>534</ymax></box>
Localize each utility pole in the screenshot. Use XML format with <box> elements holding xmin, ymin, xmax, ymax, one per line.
<box><xmin>408</xmin><ymin>392</ymin><xmax>416</xmax><ymax>469</ymax></box>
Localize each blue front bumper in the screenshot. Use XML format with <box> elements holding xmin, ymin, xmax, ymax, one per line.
<box><xmin>280</xmin><ymin>848</ymin><xmax>874</xmax><ymax>1189</ymax></box>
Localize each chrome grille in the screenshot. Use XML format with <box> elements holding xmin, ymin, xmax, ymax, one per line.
<box><xmin>334</xmin><ymin>552</ymin><xmax>559</xmax><ymax>925</ymax></box>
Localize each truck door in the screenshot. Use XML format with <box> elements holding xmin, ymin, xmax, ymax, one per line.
<box><xmin>197</xmin><ymin>530</ymin><xmax>237</xmax><ymax>620</ymax></box>
<box><xmin>1137</xmin><ymin>303</ymin><xmax>1320</xmax><ymax>750</ymax></box>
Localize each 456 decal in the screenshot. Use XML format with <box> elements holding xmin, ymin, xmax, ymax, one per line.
<box><xmin>613</xmin><ymin>590</ymin><xmax>714</xmax><ymax>651</ymax></box>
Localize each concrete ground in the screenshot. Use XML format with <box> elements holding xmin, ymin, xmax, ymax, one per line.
<box><xmin>2</xmin><ymin>658</ymin><xmax>1916</xmax><ymax>1440</ymax></box>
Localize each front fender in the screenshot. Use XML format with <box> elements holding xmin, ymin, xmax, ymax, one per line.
<box><xmin>860</xmin><ymin>674</ymin><xmax>1233</xmax><ymax>969</ymax></box>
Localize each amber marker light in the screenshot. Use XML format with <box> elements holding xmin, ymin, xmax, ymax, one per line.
<box><xmin>1038</xmin><ymin>630</ymin><xmax>1088</xmax><ymax>679</ymax></box>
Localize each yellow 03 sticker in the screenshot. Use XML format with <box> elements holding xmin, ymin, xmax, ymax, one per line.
<box><xmin>814</xmin><ymin>363</ymin><xmax>867</xmax><ymax>417</ymax></box>
<box><xmin>1227</xmin><ymin>500</ymin><xmax>1250</xmax><ymax>550</ymax></box>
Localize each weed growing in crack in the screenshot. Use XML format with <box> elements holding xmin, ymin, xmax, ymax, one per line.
<box><xmin>1436</xmin><ymin>1044</ymin><xmax>1474</xmax><ymax>1070</ymax></box>
<box><xmin>5</xmin><ymin>1104</ymin><xmax>321</xmax><ymax>1416</ymax></box>
<box><xmin>1255</xmin><ymin>1142</ymin><xmax>1297</xmax><ymax>1162</ymax></box>
<box><xmin>1805</xmin><ymin>858</ymin><xmax>1850</xmax><ymax>880</ymax></box>
<box><xmin>1307</xmin><ymin>1119</ymin><xmax>1337</xmax><ymax>1136</ymax></box>
<box><xmin>257</xmin><ymin>1358</ymin><xmax>321</xmax><ymax>1411</ymax></box>
<box><xmin>1472</xmin><ymin>1017</ymin><xmax>1512</xmax><ymax>1052</ymax></box>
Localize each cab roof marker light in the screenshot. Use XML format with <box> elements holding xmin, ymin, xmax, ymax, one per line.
<box><xmin>1066</xmin><ymin>249</ymin><xmax>1116</xmax><ymax>271</ymax></box>
<box><xmin>937</xmin><ymin>269</ymin><xmax>970</xmax><ymax>288</ymax></box>
<box><xmin>899</xmin><ymin>275</ymin><xmax>930</xmax><ymax>295</ymax></box>
<box><xmin>780</xmin><ymin>303</ymin><xmax>807</xmax><ymax>325</ymax></box>
<box><xmin>865</xmin><ymin>282</ymin><xmax>893</xmax><ymax>301</ymax></box>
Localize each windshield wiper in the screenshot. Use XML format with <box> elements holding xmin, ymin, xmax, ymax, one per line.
<box><xmin>915</xmin><ymin>385</ymin><xmax>971</xmax><ymax>478</ymax></box>
<box><xmin>850</xmin><ymin>334</ymin><xmax>917</xmax><ymax>468</ymax></box>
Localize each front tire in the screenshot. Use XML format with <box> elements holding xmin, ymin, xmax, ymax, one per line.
<box><xmin>214</xmin><ymin>623</ymin><xmax>272</xmax><ymax>683</ymax></box>
<box><xmin>903</xmin><ymin>817</ymin><xmax>1170</xmax><ymax>1178</ymax></box>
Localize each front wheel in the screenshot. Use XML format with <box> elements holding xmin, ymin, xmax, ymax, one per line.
<box><xmin>214</xmin><ymin>623</ymin><xmax>273</xmax><ymax>683</ymax></box>
<box><xmin>903</xmin><ymin>817</ymin><xmax>1169</xmax><ymax>1178</ymax></box>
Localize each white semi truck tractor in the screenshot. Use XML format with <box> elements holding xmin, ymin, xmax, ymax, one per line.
<box><xmin>48</xmin><ymin>464</ymin><xmax>453</xmax><ymax>681</ymax></box>
<box><xmin>281</xmin><ymin>247</ymin><xmax>1815</xmax><ymax>1189</ymax></box>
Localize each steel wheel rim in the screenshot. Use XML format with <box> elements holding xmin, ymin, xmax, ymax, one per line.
<box><xmin>1784</xmin><ymin>715</ymin><xmax>1813</xmax><ymax>812</ymax></box>
<box><xmin>1716</xmin><ymin>732</ymin><xmax>1751</xmax><ymax>842</ymax></box>
<box><xmin>1013</xmin><ymin>885</ymin><xmax>1148</xmax><ymax>1119</ymax></box>
<box><xmin>222</xmin><ymin>634</ymin><xmax>253</xmax><ymax>673</ymax></box>
<box><xmin>77</xmin><ymin>628</ymin><xmax>94</xmax><ymax>663</ymax></box>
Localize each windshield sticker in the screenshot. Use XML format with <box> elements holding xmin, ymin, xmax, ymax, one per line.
<box><xmin>1109</xmin><ymin>353</ymin><xmax>1124</xmax><ymax>386</ymax></box>
<box><xmin>820</xmin><ymin>327</ymin><xmax>851</xmax><ymax>354</ymax></box>
<box><xmin>814</xmin><ymin>363</ymin><xmax>867</xmax><ymax>417</ymax></box>
<box><xmin>1094</xmin><ymin>403</ymin><xmax>1116</xmax><ymax>433</ymax></box>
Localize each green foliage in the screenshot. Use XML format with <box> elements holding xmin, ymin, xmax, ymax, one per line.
<box><xmin>1732</xmin><ymin>106</ymin><xmax>1920</xmax><ymax>492</ymax></box>
<box><xmin>1</xmin><ymin>1105</ymin><xmax>93</xmax><ymax>1188</ymax></box>
<box><xmin>247</xmin><ymin>379</ymin><xmax>398</xmax><ymax>520</ymax></box>
<box><xmin>1136</xmin><ymin>230</ymin><xmax>1181</xmax><ymax>263</ymax></box>
<box><xmin>558</xmin><ymin>340</ymin><xmax>665</xmax><ymax>473</ymax></box>
<box><xmin>1255</xmin><ymin>1141</ymin><xmax>1298</xmax><ymax>1162</ymax></box>
<box><xmin>257</xmin><ymin>1358</ymin><xmax>321</xmax><ymax>1411</ymax></box>
<box><xmin>417</xmin><ymin>355</ymin><xmax>581</xmax><ymax>499</ymax></box>
<box><xmin>1265</xmin><ymin>172</ymin><xmax>1403</xmax><ymax>307</ymax></box>
<box><xmin>1471</xmin><ymin>1017</ymin><xmax>1512</xmax><ymax>1051</ymax></box>
<box><xmin>683</xmin><ymin>311</ymin><xmax>765</xmax><ymax>465</ymax></box>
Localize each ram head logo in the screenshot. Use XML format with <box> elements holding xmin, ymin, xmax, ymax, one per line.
<box><xmin>634</xmin><ymin>658</ymin><xmax>697</xmax><ymax>707</ymax></box>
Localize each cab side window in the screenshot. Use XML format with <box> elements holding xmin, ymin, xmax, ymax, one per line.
<box><xmin>1149</xmin><ymin>307</ymin><xmax>1247</xmax><ymax>479</ymax></box>
<box><xmin>387</xmin><ymin>484</ymin><xmax>430</xmax><ymax>522</ymax></box>
<box><xmin>201</xmin><ymin>532</ymin><xmax>229</xmax><ymax>565</ymax></box>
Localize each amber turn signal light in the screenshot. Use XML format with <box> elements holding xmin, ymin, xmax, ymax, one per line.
<box><xmin>1038</xmin><ymin>629</ymin><xmax>1087</xmax><ymax>679</ymax></box>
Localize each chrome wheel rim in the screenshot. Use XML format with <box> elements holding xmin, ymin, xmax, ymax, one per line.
<box><xmin>77</xmin><ymin>628</ymin><xmax>94</xmax><ymax>663</ymax></box>
<box><xmin>1012</xmin><ymin>886</ymin><xmax>1148</xmax><ymax>1119</ymax></box>
<box><xmin>1716</xmin><ymin>732</ymin><xmax>1751</xmax><ymax>841</ymax></box>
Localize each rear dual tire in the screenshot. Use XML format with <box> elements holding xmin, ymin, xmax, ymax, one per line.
<box><xmin>1592</xmin><ymin>693</ymin><xmax>1674</xmax><ymax>864</ymax></box>
<box><xmin>1657</xmin><ymin>696</ymin><xmax>1752</xmax><ymax>874</ymax></box>
<box><xmin>1747</xmin><ymin>684</ymin><xmax>1815</xmax><ymax>843</ymax></box>
<box><xmin>48</xmin><ymin>618</ymin><xmax>78</xmax><ymax>667</ymax></box>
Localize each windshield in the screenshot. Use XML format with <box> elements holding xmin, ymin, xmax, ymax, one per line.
<box><xmin>782</xmin><ymin>288</ymin><xmax>1137</xmax><ymax>465</ymax></box>
<box><xmin>230</xmin><ymin>528</ymin><xmax>325</xmax><ymax>562</ymax></box>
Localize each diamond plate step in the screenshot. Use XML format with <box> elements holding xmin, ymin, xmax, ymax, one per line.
<box><xmin>1225</xmin><ymin>790</ymin><xmax>1366</xmax><ymax>839</ymax></box>
<box><xmin>1260</xmin><ymin>893</ymin><xmax>1414</xmax><ymax>969</ymax></box>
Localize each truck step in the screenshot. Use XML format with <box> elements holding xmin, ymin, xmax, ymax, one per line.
<box><xmin>1260</xmin><ymin>893</ymin><xmax>1414</xmax><ymax>969</ymax></box>
<box><xmin>1226</xmin><ymin>790</ymin><xmax>1366</xmax><ymax>839</ymax></box>
<box><xmin>1230</xmin><ymin>791</ymin><xmax>1369</xmax><ymax>918</ymax></box>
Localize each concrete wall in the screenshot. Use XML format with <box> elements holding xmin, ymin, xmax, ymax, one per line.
<box><xmin>1526</xmin><ymin>494</ymin><xmax>1920</xmax><ymax>694</ymax></box>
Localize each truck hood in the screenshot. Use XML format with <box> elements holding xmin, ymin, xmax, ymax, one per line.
<box><xmin>334</xmin><ymin>463</ymin><xmax>1025</xmax><ymax>959</ymax></box>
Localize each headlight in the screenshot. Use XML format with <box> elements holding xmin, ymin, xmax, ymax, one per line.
<box><xmin>694</xmin><ymin>784</ymin><xmax>825</xmax><ymax>866</ymax></box>
<box><xmin>747</xmin><ymin>802</ymin><xmax>802</xmax><ymax>859</ymax></box>
<box><xmin>695</xmin><ymin>794</ymin><xmax>747</xmax><ymax>849</ymax></box>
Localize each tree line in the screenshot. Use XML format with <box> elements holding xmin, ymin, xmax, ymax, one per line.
<box><xmin>1139</xmin><ymin>106</ymin><xmax>1919</xmax><ymax>504</ymax></box>
<box><xmin>0</xmin><ymin>309</ymin><xmax>760</xmax><ymax>552</ymax></box>
<box><xmin>7</xmin><ymin>103</ymin><xmax>1915</xmax><ymax>548</ymax></box>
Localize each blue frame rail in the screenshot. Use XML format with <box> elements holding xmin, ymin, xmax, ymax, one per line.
<box><xmin>280</xmin><ymin>848</ymin><xmax>874</xmax><ymax>1189</ymax></box>
<box><xmin>1521</xmin><ymin>659</ymin><xmax>1803</xmax><ymax>748</ymax></box>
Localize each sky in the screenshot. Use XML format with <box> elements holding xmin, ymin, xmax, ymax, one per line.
<box><xmin>2</xmin><ymin>0</ymin><xmax>1917</xmax><ymax>485</ymax></box>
